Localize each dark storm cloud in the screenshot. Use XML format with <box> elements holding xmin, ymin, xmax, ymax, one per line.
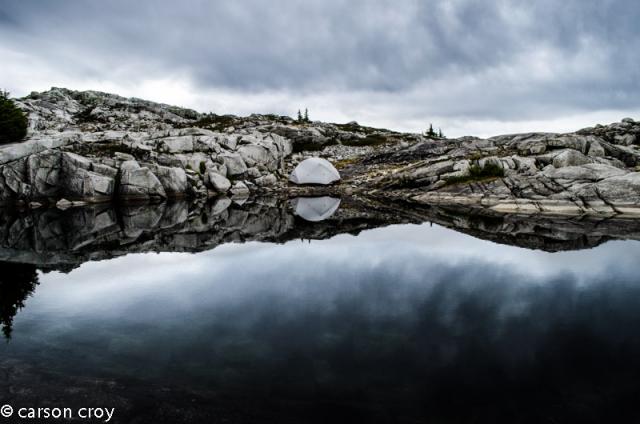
<box><xmin>1</xmin><ymin>0</ymin><xmax>639</xmax><ymax>125</ymax></box>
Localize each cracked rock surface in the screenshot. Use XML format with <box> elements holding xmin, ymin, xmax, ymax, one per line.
<box><xmin>2</xmin><ymin>88</ymin><xmax>640</xmax><ymax>216</ymax></box>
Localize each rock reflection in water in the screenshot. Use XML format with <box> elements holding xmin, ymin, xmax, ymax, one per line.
<box><xmin>0</xmin><ymin>196</ymin><xmax>404</xmax><ymax>273</ymax></box>
<box><xmin>4</xmin><ymin>197</ymin><xmax>640</xmax><ymax>274</ymax></box>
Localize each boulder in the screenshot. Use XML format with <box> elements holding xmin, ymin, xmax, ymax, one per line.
<box><xmin>209</xmin><ymin>197</ymin><xmax>232</xmax><ymax>215</ymax></box>
<box><xmin>158</xmin><ymin>136</ymin><xmax>194</xmax><ymax>153</ymax></box>
<box><xmin>547</xmin><ymin>135</ymin><xmax>589</xmax><ymax>153</ymax></box>
<box><xmin>479</xmin><ymin>156</ymin><xmax>510</xmax><ymax>170</ymax></box>
<box><xmin>218</xmin><ymin>153</ymin><xmax>247</xmax><ymax>176</ymax></box>
<box><xmin>614</xmin><ymin>134</ymin><xmax>636</xmax><ymax>146</ymax></box>
<box><xmin>120</xmin><ymin>160</ymin><xmax>141</xmax><ymax>172</ymax></box>
<box><xmin>217</xmin><ymin>134</ymin><xmax>238</xmax><ymax>150</ymax></box>
<box><xmin>511</xmin><ymin>156</ymin><xmax>538</xmax><ymax>174</ymax></box>
<box><xmin>1</xmin><ymin>159</ymin><xmax>30</xmax><ymax>200</ymax></box>
<box><xmin>28</xmin><ymin>151</ymin><xmax>61</xmax><ymax>197</ymax></box>
<box><xmin>552</xmin><ymin>150</ymin><xmax>592</xmax><ymax>168</ymax></box>
<box><xmin>206</xmin><ymin>171</ymin><xmax>231</xmax><ymax>193</ymax></box>
<box><xmin>147</xmin><ymin>164</ymin><xmax>188</xmax><ymax>196</ymax></box>
<box><xmin>61</xmin><ymin>152</ymin><xmax>92</xmax><ymax>171</ymax></box>
<box><xmin>91</xmin><ymin>163</ymin><xmax>118</xmax><ymax>178</ymax></box>
<box><xmin>119</xmin><ymin>166</ymin><xmax>167</xmax><ymax>200</ymax></box>
<box><xmin>193</xmin><ymin>135</ymin><xmax>218</xmax><ymax>152</ymax></box>
<box><xmin>229</xmin><ymin>181</ymin><xmax>250</xmax><ymax>197</ymax></box>
<box><xmin>238</xmin><ymin>145</ymin><xmax>271</xmax><ymax>167</ymax></box>
<box><xmin>246</xmin><ymin>167</ymin><xmax>262</xmax><ymax>179</ymax></box>
<box><xmin>121</xmin><ymin>204</ymin><xmax>165</xmax><ymax>238</ymax></box>
<box><xmin>255</xmin><ymin>173</ymin><xmax>278</xmax><ymax>187</ymax></box>
<box><xmin>587</xmin><ymin>141</ymin><xmax>606</xmax><ymax>157</ymax></box>
<box><xmin>64</xmin><ymin>168</ymin><xmax>115</xmax><ymax>200</ymax></box>
<box><xmin>593</xmin><ymin>173</ymin><xmax>640</xmax><ymax>203</ymax></box>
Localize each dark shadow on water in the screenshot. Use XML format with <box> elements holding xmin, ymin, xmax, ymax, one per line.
<box><xmin>0</xmin><ymin>262</ymin><xmax>39</xmax><ymax>339</ymax></box>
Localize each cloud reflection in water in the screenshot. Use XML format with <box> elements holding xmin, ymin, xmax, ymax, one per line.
<box><xmin>3</xmin><ymin>222</ymin><xmax>640</xmax><ymax>422</ymax></box>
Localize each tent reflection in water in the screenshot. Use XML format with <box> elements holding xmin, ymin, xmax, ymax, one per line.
<box><xmin>291</xmin><ymin>197</ymin><xmax>341</xmax><ymax>222</ymax></box>
<box><xmin>289</xmin><ymin>158</ymin><xmax>340</xmax><ymax>185</ymax></box>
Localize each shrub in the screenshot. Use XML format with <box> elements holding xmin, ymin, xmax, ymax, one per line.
<box><xmin>0</xmin><ymin>91</ymin><xmax>28</xmax><ymax>145</ymax></box>
<box><xmin>291</xmin><ymin>139</ymin><xmax>338</xmax><ymax>153</ymax></box>
<box><xmin>184</xmin><ymin>113</ymin><xmax>237</xmax><ymax>131</ymax></box>
<box><xmin>469</xmin><ymin>163</ymin><xmax>504</xmax><ymax>178</ymax></box>
<box><xmin>445</xmin><ymin>163</ymin><xmax>504</xmax><ymax>185</ymax></box>
<box><xmin>342</xmin><ymin>134</ymin><xmax>390</xmax><ymax>147</ymax></box>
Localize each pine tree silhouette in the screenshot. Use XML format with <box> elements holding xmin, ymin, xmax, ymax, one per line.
<box><xmin>426</xmin><ymin>123</ymin><xmax>436</xmax><ymax>137</ymax></box>
<box><xmin>297</xmin><ymin>109</ymin><xmax>303</xmax><ymax>122</ymax></box>
<box><xmin>304</xmin><ymin>108</ymin><xmax>309</xmax><ymax>122</ymax></box>
<box><xmin>0</xmin><ymin>262</ymin><xmax>40</xmax><ymax>340</ymax></box>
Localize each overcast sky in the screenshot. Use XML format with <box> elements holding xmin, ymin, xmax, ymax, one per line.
<box><xmin>1</xmin><ymin>0</ymin><xmax>639</xmax><ymax>137</ymax></box>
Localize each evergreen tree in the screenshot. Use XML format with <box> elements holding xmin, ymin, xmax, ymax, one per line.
<box><xmin>426</xmin><ymin>123</ymin><xmax>435</xmax><ymax>137</ymax></box>
<box><xmin>304</xmin><ymin>108</ymin><xmax>309</xmax><ymax>122</ymax></box>
<box><xmin>438</xmin><ymin>128</ymin><xmax>444</xmax><ymax>138</ymax></box>
<box><xmin>0</xmin><ymin>90</ymin><xmax>28</xmax><ymax>145</ymax></box>
<box><xmin>297</xmin><ymin>109</ymin><xmax>303</xmax><ymax>122</ymax></box>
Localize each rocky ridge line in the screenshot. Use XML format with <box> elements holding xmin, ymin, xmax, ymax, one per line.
<box><xmin>1</xmin><ymin>87</ymin><xmax>640</xmax><ymax>216</ymax></box>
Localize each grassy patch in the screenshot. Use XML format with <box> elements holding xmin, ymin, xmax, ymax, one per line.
<box><xmin>71</xmin><ymin>141</ymin><xmax>136</xmax><ymax>157</ymax></box>
<box><xmin>467</xmin><ymin>152</ymin><xmax>486</xmax><ymax>161</ymax></box>
<box><xmin>334</xmin><ymin>157</ymin><xmax>360</xmax><ymax>169</ymax></box>
<box><xmin>291</xmin><ymin>139</ymin><xmax>338</xmax><ymax>153</ymax></box>
<box><xmin>342</xmin><ymin>134</ymin><xmax>391</xmax><ymax>147</ymax></box>
<box><xmin>181</xmin><ymin>114</ymin><xmax>239</xmax><ymax>131</ymax></box>
<box><xmin>335</xmin><ymin>122</ymin><xmax>388</xmax><ymax>135</ymax></box>
<box><xmin>444</xmin><ymin>163</ymin><xmax>504</xmax><ymax>185</ymax></box>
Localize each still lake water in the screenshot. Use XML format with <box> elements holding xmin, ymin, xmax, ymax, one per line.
<box><xmin>2</xmin><ymin>201</ymin><xmax>640</xmax><ymax>423</ymax></box>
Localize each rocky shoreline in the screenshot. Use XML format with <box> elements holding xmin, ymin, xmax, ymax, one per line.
<box><xmin>1</xmin><ymin>88</ymin><xmax>640</xmax><ymax>216</ymax></box>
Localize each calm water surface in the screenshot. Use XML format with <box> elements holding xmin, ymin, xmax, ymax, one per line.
<box><xmin>2</xmin><ymin>220</ymin><xmax>640</xmax><ymax>423</ymax></box>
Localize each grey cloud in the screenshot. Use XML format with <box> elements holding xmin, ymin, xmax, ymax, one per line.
<box><xmin>1</xmin><ymin>0</ymin><xmax>639</xmax><ymax>124</ymax></box>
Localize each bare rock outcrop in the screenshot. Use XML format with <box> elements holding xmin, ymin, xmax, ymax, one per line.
<box><xmin>2</xmin><ymin>88</ymin><xmax>640</xmax><ymax>216</ymax></box>
<box><xmin>0</xmin><ymin>88</ymin><xmax>293</xmax><ymax>205</ymax></box>
<box><xmin>355</xmin><ymin>117</ymin><xmax>640</xmax><ymax>215</ymax></box>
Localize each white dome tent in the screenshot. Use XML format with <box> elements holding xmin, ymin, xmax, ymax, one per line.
<box><xmin>289</xmin><ymin>158</ymin><xmax>340</xmax><ymax>185</ymax></box>
<box><xmin>291</xmin><ymin>197</ymin><xmax>341</xmax><ymax>222</ymax></box>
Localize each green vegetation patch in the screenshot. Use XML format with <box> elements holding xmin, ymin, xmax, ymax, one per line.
<box><xmin>335</xmin><ymin>122</ymin><xmax>383</xmax><ymax>135</ymax></box>
<box><xmin>334</xmin><ymin>157</ymin><xmax>360</xmax><ymax>169</ymax></box>
<box><xmin>341</xmin><ymin>134</ymin><xmax>391</xmax><ymax>147</ymax></box>
<box><xmin>291</xmin><ymin>139</ymin><xmax>338</xmax><ymax>153</ymax></box>
<box><xmin>444</xmin><ymin>163</ymin><xmax>504</xmax><ymax>185</ymax></box>
<box><xmin>0</xmin><ymin>91</ymin><xmax>28</xmax><ymax>145</ymax></box>
<box><xmin>185</xmin><ymin>114</ymin><xmax>239</xmax><ymax>131</ymax></box>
